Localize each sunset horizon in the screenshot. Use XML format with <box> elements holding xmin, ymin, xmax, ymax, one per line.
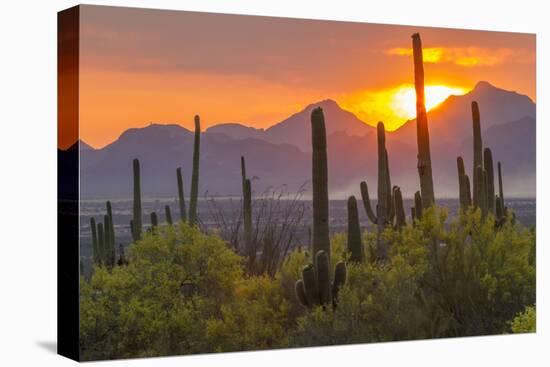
<box><xmin>67</xmin><ymin>5</ymin><xmax>535</xmax><ymax>150</ymax></box>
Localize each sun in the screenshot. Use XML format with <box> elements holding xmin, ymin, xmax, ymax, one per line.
<box><xmin>391</xmin><ymin>85</ymin><xmax>467</xmax><ymax>120</ymax></box>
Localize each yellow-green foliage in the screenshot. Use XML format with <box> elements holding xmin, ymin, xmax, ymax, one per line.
<box><xmin>510</xmin><ymin>305</ymin><xmax>536</xmax><ymax>333</ymax></box>
<box><xmin>80</xmin><ymin>223</ymin><xmax>244</xmax><ymax>360</ymax></box>
<box><xmin>80</xmin><ymin>208</ymin><xmax>535</xmax><ymax>359</ymax></box>
<box><xmin>205</xmin><ymin>276</ymin><xmax>291</xmax><ymax>352</ymax></box>
<box><xmin>292</xmin><ymin>208</ymin><xmax>535</xmax><ymax>345</ymax></box>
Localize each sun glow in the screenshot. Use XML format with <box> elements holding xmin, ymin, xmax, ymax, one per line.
<box><xmin>390</xmin><ymin>84</ymin><xmax>467</xmax><ymax>120</ymax></box>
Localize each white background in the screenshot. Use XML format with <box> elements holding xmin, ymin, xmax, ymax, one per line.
<box><xmin>0</xmin><ymin>0</ymin><xmax>547</xmax><ymax>365</ymax></box>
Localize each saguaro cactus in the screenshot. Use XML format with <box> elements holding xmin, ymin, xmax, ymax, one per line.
<box><xmin>472</xmin><ymin>101</ymin><xmax>483</xmax><ymax>208</ymax></box>
<box><xmin>347</xmin><ymin>196</ymin><xmax>363</xmax><ymax>262</ymax></box>
<box><xmin>188</xmin><ymin>115</ymin><xmax>201</xmax><ymax>226</ymax></box>
<box><xmin>393</xmin><ymin>187</ymin><xmax>406</xmax><ymax>230</ymax></box>
<box><xmin>132</xmin><ymin>158</ymin><xmax>142</xmax><ymax>241</ymax></box>
<box><xmin>413</xmin><ymin>191</ymin><xmax>423</xmax><ymax>220</ymax></box>
<box><xmin>476</xmin><ymin>166</ymin><xmax>488</xmax><ymax>219</ymax></box>
<box><xmin>90</xmin><ymin>217</ymin><xmax>99</xmax><ymax>264</ymax></box>
<box><xmin>97</xmin><ymin>222</ymin><xmax>105</xmax><ymax>265</ymax></box>
<box><xmin>106</xmin><ymin>201</ymin><xmax>115</xmax><ymax>265</ymax></box>
<box><xmin>311</xmin><ymin>107</ymin><xmax>330</xmax><ymax>267</ymax></box>
<box><xmin>176</xmin><ymin>167</ymin><xmax>187</xmax><ymax>223</ymax></box>
<box><xmin>165</xmin><ymin>205</ymin><xmax>173</xmax><ymax>225</ymax></box>
<box><xmin>150</xmin><ymin>212</ymin><xmax>158</xmax><ymax>232</ymax></box>
<box><xmin>412</xmin><ymin>33</ymin><xmax>435</xmax><ymax>208</ymax></box>
<box><xmin>243</xmin><ymin>178</ymin><xmax>253</xmax><ymax>259</ymax></box>
<box><xmin>360</xmin><ymin>122</ymin><xmax>391</xmax><ymax>260</ymax></box>
<box><xmin>294</xmin><ymin>251</ymin><xmax>346</xmax><ymax>308</ymax></box>
<box><xmin>484</xmin><ymin>148</ymin><xmax>495</xmax><ymax>215</ymax></box>
<box><xmin>457</xmin><ymin>156</ymin><xmax>472</xmax><ymax>210</ymax></box>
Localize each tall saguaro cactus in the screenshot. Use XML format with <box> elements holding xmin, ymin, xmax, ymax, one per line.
<box><xmin>132</xmin><ymin>158</ymin><xmax>142</xmax><ymax>241</ymax></box>
<box><xmin>106</xmin><ymin>201</ymin><xmax>115</xmax><ymax>265</ymax></box>
<box><xmin>311</xmin><ymin>107</ymin><xmax>330</xmax><ymax>267</ymax></box>
<box><xmin>243</xmin><ymin>178</ymin><xmax>253</xmax><ymax>258</ymax></box>
<box><xmin>412</xmin><ymin>33</ymin><xmax>435</xmax><ymax>208</ymax></box>
<box><xmin>484</xmin><ymin>148</ymin><xmax>495</xmax><ymax>215</ymax></box>
<box><xmin>472</xmin><ymin>101</ymin><xmax>483</xmax><ymax>208</ymax></box>
<box><xmin>176</xmin><ymin>167</ymin><xmax>187</xmax><ymax>223</ymax></box>
<box><xmin>188</xmin><ymin>115</ymin><xmax>201</xmax><ymax>226</ymax></box>
<box><xmin>360</xmin><ymin>122</ymin><xmax>391</xmax><ymax>260</ymax></box>
<box><xmin>347</xmin><ymin>196</ymin><xmax>363</xmax><ymax>262</ymax></box>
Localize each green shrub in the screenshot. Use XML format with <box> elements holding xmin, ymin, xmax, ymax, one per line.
<box><xmin>510</xmin><ymin>305</ymin><xmax>536</xmax><ymax>333</ymax></box>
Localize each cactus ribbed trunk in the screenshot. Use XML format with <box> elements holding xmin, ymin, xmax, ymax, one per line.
<box><xmin>302</xmin><ymin>264</ymin><xmax>318</xmax><ymax>306</ymax></box>
<box><xmin>484</xmin><ymin>148</ymin><xmax>495</xmax><ymax>215</ymax></box>
<box><xmin>347</xmin><ymin>196</ymin><xmax>363</xmax><ymax>262</ymax></box>
<box><xmin>165</xmin><ymin>205</ymin><xmax>173</xmax><ymax>225</ymax></box>
<box><xmin>316</xmin><ymin>251</ymin><xmax>331</xmax><ymax>305</ymax></box>
<box><xmin>412</xmin><ymin>33</ymin><xmax>435</xmax><ymax>209</ymax></box>
<box><xmin>311</xmin><ymin>107</ymin><xmax>330</xmax><ymax>268</ymax></box>
<box><xmin>132</xmin><ymin>158</ymin><xmax>142</xmax><ymax>241</ymax></box>
<box><xmin>472</xmin><ymin>101</ymin><xmax>483</xmax><ymax>208</ymax></box>
<box><xmin>176</xmin><ymin>167</ymin><xmax>186</xmax><ymax>223</ymax></box>
<box><xmin>188</xmin><ymin>115</ymin><xmax>201</xmax><ymax>225</ymax></box>
<box><xmin>376</xmin><ymin>122</ymin><xmax>389</xmax><ymax>260</ymax></box>
<box><xmin>103</xmin><ymin>214</ymin><xmax>113</xmax><ymax>267</ymax></box>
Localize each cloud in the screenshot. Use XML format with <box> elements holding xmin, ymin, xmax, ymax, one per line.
<box><xmin>386</xmin><ymin>47</ymin><xmax>534</xmax><ymax>67</ymax></box>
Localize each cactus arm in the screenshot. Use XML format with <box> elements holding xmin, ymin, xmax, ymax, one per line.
<box><xmin>498</xmin><ymin>161</ymin><xmax>504</xmax><ymax>205</ymax></box>
<box><xmin>188</xmin><ymin>115</ymin><xmax>201</xmax><ymax>225</ymax></box>
<box><xmin>243</xmin><ymin>178</ymin><xmax>253</xmax><ymax>261</ymax></box>
<box><xmin>464</xmin><ymin>174</ymin><xmax>472</xmax><ymax>207</ymax></box>
<box><xmin>97</xmin><ymin>222</ymin><xmax>105</xmax><ymax>266</ymax></box>
<box><xmin>412</xmin><ymin>33</ymin><xmax>435</xmax><ymax>208</ymax></box>
<box><xmin>360</xmin><ymin>181</ymin><xmax>378</xmax><ymax>224</ymax></box>
<box><xmin>311</xmin><ymin>107</ymin><xmax>331</xmax><ymax>267</ymax></box>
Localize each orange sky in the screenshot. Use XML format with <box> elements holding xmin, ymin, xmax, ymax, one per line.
<box><xmin>76</xmin><ymin>5</ymin><xmax>536</xmax><ymax>149</ymax></box>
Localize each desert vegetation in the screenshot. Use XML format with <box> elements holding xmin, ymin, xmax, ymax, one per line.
<box><xmin>80</xmin><ymin>33</ymin><xmax>535</xmax><ymax>360</ymax></box>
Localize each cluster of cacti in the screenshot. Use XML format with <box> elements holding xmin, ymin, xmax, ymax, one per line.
<box><xmin>311</xmin><ymin>107</ymin><xmax>331</xmax><ymax>267</ymax></box>
<box><xmin>360</xmin><ymin>122</ymin><xmax>406</xmax><ymax>260</ymax></box>
<box><xmin>127</xmin><ymin>115</ymin><xmax>202</xmax><ymax>244</ymax></box>
<box><xmin>412</xmin><ymin>33</ymin><xmax>435</xmax><ymax>209</ymax></box>
<box><xmin>455</xmin><ymin>101</ymin><xmax>510</xmax><ymax>224</ymax></box>
<box><xmin>90</xmin><ymin>201</ymin><xmax>117</xmax><ymax>268</ymax></box>
<box><xmin>295</xmin><ymin>250</ymin><xmax>347</xmax><ymax>308</ymax></box>
<box><xmin>241</xmin><ymin>156</ymin><xmax>253</xmax><ymax>259</ymax></box>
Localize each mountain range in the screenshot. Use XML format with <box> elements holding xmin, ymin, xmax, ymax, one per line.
<box><xmin>79</xmin><ymin>81</ymin><xmax>535</xmax><ymax>199</ymax></box>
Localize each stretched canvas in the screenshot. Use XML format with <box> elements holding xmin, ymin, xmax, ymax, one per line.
<box><xmin>58</xmin><ymin>4</ymin><xmax>536</xmax><ymax>361</ymax></box>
